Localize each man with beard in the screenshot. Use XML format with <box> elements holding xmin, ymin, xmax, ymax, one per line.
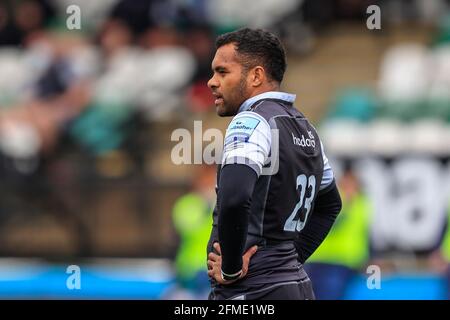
<box><xmin>206</xmin><ymin>28</ymin><xmax>342</xmax><ymax>300</ymax></box>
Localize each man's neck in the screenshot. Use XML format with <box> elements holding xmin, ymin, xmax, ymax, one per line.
<box><xmin>249</xmin><ymin>84</ymin><xmax>280</xmax><ymax>98</ymax></box>
<box><xmin>237</xmin><ymin>86</ymin><xmax>292</xmax><ymax>114</ymax></box>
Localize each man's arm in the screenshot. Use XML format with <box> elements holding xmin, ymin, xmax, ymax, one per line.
<box><xmin>295</xmin><ymin>180</ymin><xmax>342</xmax><ymax>264</ymax></box>
<box><xmin>217</xmin><ymin>164</ymin><xmax>258</xmax><ymax>280</ymax></box>
<box><xmin>215</xmin><ymin>111</ymin><xmax>271</xmax><ymax>281</ymax></box>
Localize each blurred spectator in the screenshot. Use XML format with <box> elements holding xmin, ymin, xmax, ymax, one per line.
<box><xmin>0</xmin><ymin>30</ymin><xmax>95</xmax><ymax>160</ymax></box>
<box><xmin>139</xmin><ymin>25</ymin><xmax>180</xmax><ymax>50</ymax></box>
<box><xmin>0</xmin><ymin>0</ymin><xmax>55</xmax><ymax>46</ymax></box>
<box><xmin>0</xmin><ymin>30</ymin><xmax>94</xmax><ymax>256</ymax></box>
<box><xmin>97</xmin><ymin>18</ymin><xmax>133</xmax><ymax>58</ymax></box>
<box><xmin>304</xmin><ymin>165</ymin><xmax>372</xmax><ymax>300</ymax></box>
<box><xmin>109</xmin><ymin>0</ymin><xmax>172</xmax><ymax>35</ymax></box>
<box><xmin>94</xmin><ymin>12</ymin><xmax>197</xmax><ymax>121</ymax></box>
<box><xmin>182</xmin><ymin>25</ymin><xmax>215</xmax><ymax>113</ymax></box>
<box><xmin>168</xmin><ymin>165</ymin><xmax>215</xmax><ymax>299</ymax></box>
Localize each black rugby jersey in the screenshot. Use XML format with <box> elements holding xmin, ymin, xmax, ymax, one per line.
<box><xmin>208</xmin><ymin>91</ymin><xmax>334</xmax><ymax>286</ymax></box>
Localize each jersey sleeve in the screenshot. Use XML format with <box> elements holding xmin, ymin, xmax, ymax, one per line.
<box><xmin>222</xmin><ymin>111</ymin><xmax>271</xmax><ymax>176</ymax></box>
<box><xmin>320</xmin><ymin>141</ymin><xmax>334</xmax><ymax>190</ymax></box>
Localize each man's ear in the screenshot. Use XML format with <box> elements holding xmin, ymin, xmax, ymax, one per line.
<box><xmin>251</xmin><ymin>66</ymin><xmax>265</xmax><ymax>87</ymax></box>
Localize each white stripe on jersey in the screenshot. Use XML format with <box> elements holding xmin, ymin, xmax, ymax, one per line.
<box><xmin>222</xmin><ymin>111</ymin><xmax>271</xmax><ymax>176</ymax></box>
<box><xmin>320</xmin><ymin>141</ymin><xmax>334</xmax><ymax>190</ymax></box>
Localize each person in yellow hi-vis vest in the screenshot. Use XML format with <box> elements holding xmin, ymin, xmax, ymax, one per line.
<box><xmin>170</xmin><ymin>165</ymin><xmax>215</xmax><ymax>299</ymax></box>
<box><xmin>426</xmin><ymin>201</ymin><xmax>450</xmax><ymax>300</ymax></box>
<box><xmin>438</xmin><ymin>207</ymin><xmax>450</xmax><ymax>299</ymax></box>
<box><xmin>304</xmin><ymin>166</ymin><xmax>372</xmax><ymax>299</ymax></box>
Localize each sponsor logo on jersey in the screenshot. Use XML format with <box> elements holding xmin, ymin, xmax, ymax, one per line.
<box><xmin>292</xmin><ymin>131</ymin><xmax>315</xmax><ymax>148</ymax></box>
<box><xmin>227</xmin><ymin>116</ymin><xmax>260</xmax><ymax>137</ymax></box>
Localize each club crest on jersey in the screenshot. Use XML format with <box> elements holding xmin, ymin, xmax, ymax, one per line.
<box><xmin>292</xmin><ymin>131</ymin><xmax>315</xmax><ymax>148</ymax></box>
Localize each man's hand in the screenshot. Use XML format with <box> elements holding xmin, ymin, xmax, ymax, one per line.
<box><xmin>207</xmin><ymin>242</ymin><xmax>258</xmax><ymax>285</ymax></box>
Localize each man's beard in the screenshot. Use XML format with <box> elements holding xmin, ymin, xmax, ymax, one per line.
<box><xmin>219</xmin><ymin>73</ymin><xmax>249</xmax><ymax>117</ymax></box>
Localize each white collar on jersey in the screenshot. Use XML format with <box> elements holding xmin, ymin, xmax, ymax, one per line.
<box><xmin>238</xmin><ymin>91</ymin><xmax>297</xmax><ymax>114</ymax></box>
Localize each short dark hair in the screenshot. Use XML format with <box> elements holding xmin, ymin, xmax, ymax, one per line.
<box><xmin>216</xmin><ymin>28</ymin><xmax>286</xmax><ymax>83</ymax></box>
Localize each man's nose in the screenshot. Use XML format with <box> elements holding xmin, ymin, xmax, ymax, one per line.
<box><xmin>207</xmin><ymin>75</ymin><xmax>219</xmax><ymax>90</ymax></box>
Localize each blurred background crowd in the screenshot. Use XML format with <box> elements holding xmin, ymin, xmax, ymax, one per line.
<box><xmin>0</xmin><ymin>0</ymin><xmax>450</xmax><ymax>299</ymax></box>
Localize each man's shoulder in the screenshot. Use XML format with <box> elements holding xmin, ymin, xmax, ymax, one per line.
<box><xmin>250</xmin><ymin>99</ymin><xmax>304</xmax><ymax>123</ymax></box>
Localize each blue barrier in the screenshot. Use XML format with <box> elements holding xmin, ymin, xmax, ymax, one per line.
<box><xmin>0</xmin><ymin>260</ymin><xmax>176</xmax><ymax>299</ymax></box>
<box><xmin>344</xmin><ymin>273</ymin><xmax>448</xmax><ymax>300</ymax></box>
